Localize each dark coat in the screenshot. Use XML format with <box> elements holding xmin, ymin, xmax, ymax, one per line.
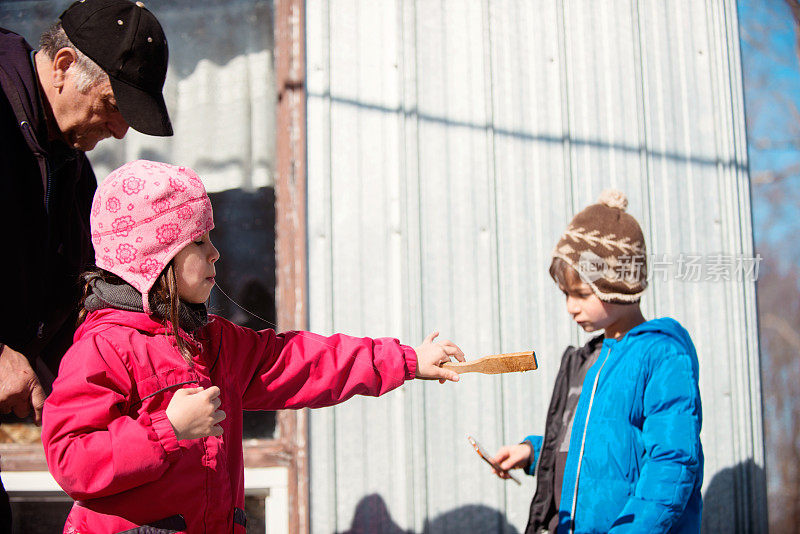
<box><xmin>525</xmin><ymin>334</ymin><xmax>605</xmax><ymax>534</ymax></box>
<box><xmin>0</xmin><ymin>28</ymin><xmax>96</xmax><ymax>385</ymax></box>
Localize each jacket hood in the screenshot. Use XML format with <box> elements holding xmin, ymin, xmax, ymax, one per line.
<box><xmin>75</xmin><ymin>308</ymin><xmax>171</xmax><ymax>341</ymax></box>
<box><xmin>612</xmin><ymin>317</ymin><xmax>695</xmax><ymax>354</ymax></box>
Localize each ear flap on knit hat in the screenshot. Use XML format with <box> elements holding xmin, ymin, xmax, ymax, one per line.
<box><xmin>551</xmin><ymin>189</ymin><xmax>647</xmax><ymax>304</ymax></box>
<box><xmin>90</xmin><ymin>160</ymin><xmax>214</xmax><ymax>313</ymax></box>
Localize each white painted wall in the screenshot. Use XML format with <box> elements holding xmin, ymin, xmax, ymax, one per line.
<box><xmin>306</xmin><ymin>1</ymin><xmax>765</xmax><ymax>533</ymax></box>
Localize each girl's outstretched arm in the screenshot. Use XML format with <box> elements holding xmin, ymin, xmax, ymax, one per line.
<box><xmin>208</xmin><ymin>317</ymin><xmax>462</xmax><ymax>411</ymax></box>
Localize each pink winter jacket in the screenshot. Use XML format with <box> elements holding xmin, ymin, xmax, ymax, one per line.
<box><xmin>42</xmin><ymin>309</ymin><xmax>417</xmax><ymax>533</ymax></box>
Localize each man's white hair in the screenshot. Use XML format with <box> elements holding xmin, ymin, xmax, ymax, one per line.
<box><xmin>39</xmin><ymin>22</ymin><xmax>109</xmax><ymax>93</ymax></box>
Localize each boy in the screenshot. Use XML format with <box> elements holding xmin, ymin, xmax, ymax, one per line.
<box><xmin>492</xmin><ymin>190</ymin><xmax>703</xmax><ymax>533</ymax></box>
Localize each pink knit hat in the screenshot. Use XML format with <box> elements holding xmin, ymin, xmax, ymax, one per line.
<box><xmin>90</xmin><ymin>160</ymin><xmax>214</xmax><ymax>313</ymax></box>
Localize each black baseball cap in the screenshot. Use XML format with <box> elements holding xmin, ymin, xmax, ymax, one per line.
<box><xmin>60</xmin><ymin>0</ymin><xmax>172</xmax><ymax>136</ymax></box>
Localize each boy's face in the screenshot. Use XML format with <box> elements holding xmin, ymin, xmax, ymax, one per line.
<box><xmin>173</xmin><ymin>232</ymin><xmax>219</xmax><ymax>304</ymax></box>
<box><xmin>559</xmin><ymin>279</ymin><xmax>626</xmax><ymax>333</ymax></box>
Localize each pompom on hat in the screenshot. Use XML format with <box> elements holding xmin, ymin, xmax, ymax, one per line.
<box><xmin>551</xmin><ymin>189</ymin><xmax>647</xmax><ymax>303</ymax></box>
<box><xmin>90</xmin><ymin>160</ymin><xmax>214</xmax><ymax>313</ymax></box>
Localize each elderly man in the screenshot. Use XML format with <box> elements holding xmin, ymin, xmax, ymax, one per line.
<box><xmin>0</xmin><ymin>0</ymin><xmax>171</xmax><ymax>528</ymax></box>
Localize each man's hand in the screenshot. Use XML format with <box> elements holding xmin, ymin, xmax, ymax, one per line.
<box><xmin>0</xmin><ymin>345</ymin><xmax>47</xmax><ymax>424</ymax></box>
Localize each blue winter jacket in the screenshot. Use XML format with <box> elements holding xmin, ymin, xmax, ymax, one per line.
<box><xmin>525</xmin><ymin>318</ymin><xmax>703</xmax><ymax>533</ymax></box>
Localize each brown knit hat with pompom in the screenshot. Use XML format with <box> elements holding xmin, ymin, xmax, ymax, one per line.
<box><xmin>550</xmin><ymin>189</ymin><xmax>647</xmax><ymax>303</ymax></box>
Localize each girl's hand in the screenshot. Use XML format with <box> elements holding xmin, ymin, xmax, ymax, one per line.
<box><xmin>414</xmin><ymin>331</ymin><xmax>466</xmax><ymax>383</ymax></box>
<box><xmin>491</xmin><ymin>443</ymin><xmax>532</xmax><ymax>479</ymax></box>
<box><xmin>165</xmin><ymin>386</ymin><xmax>226</xmax><ymax>441</ymax></box>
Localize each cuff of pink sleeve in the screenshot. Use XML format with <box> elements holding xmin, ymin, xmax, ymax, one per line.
<box><xmin>150</xmin><ymin>409</ymin><xmax>181</xmax><ymax>462</ymax></box>
<box><xmin>401</xmin><ymin>345</ymin><xmax>417</xmax><ymax>380</ymax></box>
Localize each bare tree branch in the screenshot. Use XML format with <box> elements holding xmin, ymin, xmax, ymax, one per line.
<box><xmin>752</xmin><ymin>162</ymin><xmax>800</xmax><ymax>184</ymax></box>
<box><xmin>761</xmin><ymin>313</ymin><xmax>800</xmax><ymax>350</ymax></box>
<box><xmin>787</xmin><ymin>0</ymin><xmax>800</xmax><ymax>59</ymax></box>
<box><xmin>751</xmin><ymin>138</ymin><xmax>800</xmax><ymax>151</ymax></box>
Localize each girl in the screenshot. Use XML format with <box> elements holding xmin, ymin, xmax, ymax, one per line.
<box><xmin>42</xmin><ymin>160</ymin><xmax>465</xmax><ymax>533</ymax></box>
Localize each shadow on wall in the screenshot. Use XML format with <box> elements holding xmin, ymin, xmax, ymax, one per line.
<box><xmin>701</xmin><ymin>459</ymin><xmax>767</xmax><ymax>534</ymax></box>
<box><xmin>338</xmin><ymin>460</ymin><xmax>768</xmax><ymax>534</ymax></box>
<box><xmin>336</xmin><ymin>494</ymin><xmax>519</xmax><ymax>534</ymax></box>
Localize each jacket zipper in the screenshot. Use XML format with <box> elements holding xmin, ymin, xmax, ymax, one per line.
<box><xmin>44</xmin><ymin>155</ymin><xmax>53</xmax><ymax>214</ymax></box>
<box><xmin>19</xmin><ymin>120</ymin><xmax>51</xmax><ymax>212</ymax></box>
<box><xmin>569</xmin><ymin>346</ymin><xmax>612</xmax><ymax>534</ymax></box>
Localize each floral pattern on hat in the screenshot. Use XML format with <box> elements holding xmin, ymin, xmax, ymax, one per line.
<box><xmin>106</xmin><ymin>197</ymin><xmax>121</xmax><ymax>213</ymax></box>
<box><xmin>122</xmin><ymin>176</ymin><xmax>145</xmax><ymax>195</ymax></box>
<box><xmin>116</xmin><ymin>243</ymin><xmax>138</xmax><ymax>264</ymax></box>
<box><xmin>112</xmin><ymin>216</ymin><xmax>136</xmax><ymax>237</ymax></box>
<box><xmin>92</xmin><ymin>195</ymin><xmax>102</xmax><ymax>217</ymax></box>
<box><xmin>169</xmin><ymin>177</ymin><xmax>187</xmax><ymax>192</ymax></box>
<box><xmin>156</xmin><ymin>223</ymin><xmax>180</xmax><ymax>244</ymax></box>
<box><xmin>152</xmin><ymin>198</ymin><xmax>171</xmax><ymax>213</ymax></box>
<box><xmin>139</xmin><ymin>258</ymin><xmax>163</xmax><ymax>281</ymax></box>
<box><xmin>177</xmin><ymin>205</ymin><xmax>193</xmax><ymax>220</ymax></box>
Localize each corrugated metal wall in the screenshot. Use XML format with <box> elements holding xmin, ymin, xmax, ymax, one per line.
<box><xmin>305</xmin><ymin>1</ymin><xmax>766</xmax><ymax>532</ymax></box>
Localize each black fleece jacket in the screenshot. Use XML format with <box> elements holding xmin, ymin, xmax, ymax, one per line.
<box><xmin>525</xmin><ymin>334</ymin><xmax>605</xmax><ymax>534</ymax></box>
<box><xmin>0</xmin><ymin>28</ymin><xmax>96</xmax><ymax>385</ymax></box>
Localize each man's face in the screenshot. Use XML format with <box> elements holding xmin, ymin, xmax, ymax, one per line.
<box><xmin>51</xmin><ymin>68</ymin><xmax>130</xmax><ymax>151</ymax></box>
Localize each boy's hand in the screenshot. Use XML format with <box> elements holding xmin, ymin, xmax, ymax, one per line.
<box><xmin>414</xmin><ymin>331</ymin><xmax>465</xmax><ymax>383</ymax></box>
<box><xmin>491</xmin><ymin>443</ymin><xmax>532</xmax><ymax>479</ymax></box>
<box><xmin>165</xmin><ymin>386</ymin><xmax>226</xmax><ymax>441</ymax></box>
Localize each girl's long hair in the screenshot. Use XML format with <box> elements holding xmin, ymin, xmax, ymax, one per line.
<box><xmin>78</xmin><ymin>264</ymin><xmax>195</xmax><ymax>363</ymax></box>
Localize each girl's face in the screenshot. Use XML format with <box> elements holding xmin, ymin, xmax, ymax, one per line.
<box><xmin>173</xmin><ymin>232</ymin><xmax>220</xmax><ymax>304</ymax></box>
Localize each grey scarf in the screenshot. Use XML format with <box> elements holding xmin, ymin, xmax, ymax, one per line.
<box><xmin>84</xmin><ymin>274</ymin><xmax>209</xmax><ymax>333</ymax></box>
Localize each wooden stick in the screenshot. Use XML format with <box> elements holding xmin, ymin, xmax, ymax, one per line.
<box><xmin>442</xmin><ymin>350</ymin><xmax>537</xmax><ymax>374</ymax></box>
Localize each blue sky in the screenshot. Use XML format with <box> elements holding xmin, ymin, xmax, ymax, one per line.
<box><xmin>738</xmin><ymin>0</ymin><xmax>800</xmax><ymax>268</ymax></box>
